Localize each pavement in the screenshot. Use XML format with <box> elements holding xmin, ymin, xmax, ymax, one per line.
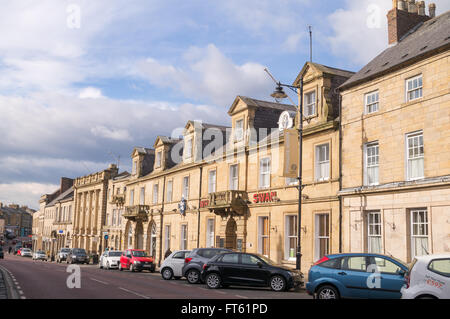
<box><xmin>0</xmin><ymin>253</ymin><xmax>312</xmax><ymax>299</ymax></box>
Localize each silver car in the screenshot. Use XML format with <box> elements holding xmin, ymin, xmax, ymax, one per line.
<box><xmin>20</xmin><ymin>248</ymin><xmax>32</xmax><ymax>257</ymax></box>
<box><xmin>160</xmin><ymin>250</ymin><xmax>191</xmax><ymax>280</ymax></box>
<box><xmin>32</xmin><ymin>250</ymin><xmax>47</xmax><ymax>261</ymax></box>
<box><xmin>99</xmin><ymin>250</ymin><xmax>123</xmax><ymax>269</ymax></box>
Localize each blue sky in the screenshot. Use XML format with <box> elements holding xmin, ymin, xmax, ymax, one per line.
<box><xmin>0</xmin><ymin>0</ymin><xmax>449</xmax><ymax>208</ymax></box>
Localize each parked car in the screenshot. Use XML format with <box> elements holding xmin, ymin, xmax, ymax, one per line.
<box><xmin>56</xmin><ymin>248</ymin><xmax>71</xmax><ymax>263</ymax></box>
<box><xmin>66</xmin><ymin>248</ymin><xmax>89</xmax><ymax>264</ymax></box>
<box><xmin>119</xmin><ymin>249</ymin><xmax>155</xmax><ymax>272</ymax></box>
<box><xmin>160</xmin><ymin>250</ymin><xmax>191</xmax><ymax>280</ymax></box>
<box><xmin>99</xmin><ymin>250</ymin><xmax>123</xmax><ymax>270</ymax></box>
<box><xmin>401</xmin><ymin>254</ymin><xmax>450</xmax><ymax>299</ymax></box>
<box><xmin>32</xmin><ymin>250</ymin><xmax>47</xmax><ymax>261</ymax></box>
<box><xmin>15</xmin><ymin>247</ymin><xmax>22</xmax><ymax>255</ymax></box>
<box><xmin>182</xmin><ymin>248</ymin><xmax>231</xmax><ymax>284</ymax></box>
<box><xmin>306</xmin><ymin>253</ymin><xmax>408</xmax><ymax>299</ymax></box>
<box><xmin>0</xmin><ymin>246</ymin><xmax>3</xmax><ymax>259</ymax></box>
<box><xmin>20</xmin><ymin>248</ymin><xmax>32</xmax><ymax>257</ymax></box>
<box><xmin>201</xmin><ymin>252</ymin><xmax>303</xmax><ymax>292</ymax></box>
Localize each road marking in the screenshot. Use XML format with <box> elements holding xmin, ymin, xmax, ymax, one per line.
<box><xmin>90</xmin><ymin>278</ymin><xmax>108</xmax><ymax>285</ymax></box>
<box><xmin>118</xmin><ymin>287</ymin><xmax>151</xmax><ymax>299</ymax></box>
<box><xmin>215</xmin><ymin>290</ymin><xmax>227</xmax><ymax>294</ymax></box>
<box><xmin>20</xmin><ymin>296</ymin><xmax>26</xmax><ymax>299</ymax></box>
<box><xmin>235</xmin><ymin>294</ymin><xmax>249</xmax><ymax>299</ymax></box>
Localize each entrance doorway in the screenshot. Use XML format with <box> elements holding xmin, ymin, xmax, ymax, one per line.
<box><xmin>225</xmin><ymin>217</ymin><xmax>237</xmax><ymax>250</ymax></box>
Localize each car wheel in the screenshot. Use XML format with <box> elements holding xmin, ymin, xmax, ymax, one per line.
<box><xmin>99</xmin><ymin>262</ymin><xmax>103</xmax><ymax>269</ymax></box>
<box><xmin>270</xmin><ymin>275</ymin><xmax>286</xmax><ymax>292</ymax></box>
<box><xmin>106</xmin><ymin>262</ymin><xmax>110</xmax><ymax>270</ymax></box>
<box><xmin>206</xmin><ymin>273</ymin><xmax>221</xmax><ymax>289</ymax></box>
<box><xmin>162</xmin><ymin>268</ymin><xmax>174</xmax><ymax>280</ymax></box>
<box><xmin>316</xmin><ymin>285</ymin><xmax>340</xmax><ymax>299</ymax></box>
<box><xmin>119</xmin><ymin>263</ymin><xmax>123</xmax><ymax>271</ymax></box>
<box><xmin>186</xmin><ymin>269</ymin><xmax>200</xmax><ymax>284</ymax></box>
<box><xmin>130</xmin><ymin>264</ymin><xmax>135</xmax><ymax>272</ymax></box>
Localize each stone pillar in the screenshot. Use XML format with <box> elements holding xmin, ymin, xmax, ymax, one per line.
<box><xmin>235</xmin><ymin>214</ymin><xmax>247</xmax><ymax>252</ymax></box>
<box><xmin>87</xmin><ymin>191</ymin><xmax>93</xmax><ymax>234</ymax></box>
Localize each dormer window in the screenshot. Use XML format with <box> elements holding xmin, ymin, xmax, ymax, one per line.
<box><xmin>235</xmin><ymin>119</ymin><xmax>244</xmax><ymax>141</ymax></box>
<box><xmin>156</xmin><ymin>151</ymin><xmax>162</xmax><ymax>167</ymax></box>
<box><xmin>184</xmin><ymin>138</ymin><xmax>192</xmax><ymax>159</ymax></box>
<box><xmin>304</xmin><ymin>91</ymin><xmax>316</xmax><ymax>117</ymax></box>
<box><xmin>132</xmin><ymin>160</ymin><xmax>138</xmax><ymax>175</ymax></box>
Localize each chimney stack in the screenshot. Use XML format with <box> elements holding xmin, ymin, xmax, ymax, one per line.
<box><xmin>387</xmin><ymin>0</ymin><xmax>432</xmax><ymax>45</ymax></box>
<box><xmin>60</xmin><ymin>177</ymin><xmax>74</xmax><ymax>194</ymax></box>
<box><xmin>429</xmin><ymin>3</ymin><xmax>436</xmax><ymax>18</ymax></box>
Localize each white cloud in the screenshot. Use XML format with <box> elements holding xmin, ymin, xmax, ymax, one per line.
<box><xmin>327</xmin><ymin>0</ymin><xmax>450</xmax><ymax>66</ymax></box>
<box><xmin>282</xmin><ymin>33</ymin><xmax>306</xmax><ymax>53</ymax></box>
<box><xmin>91</xmin><ymin>125</ymin><xmax>131</xmax><ymax>141</ymax></box>
<box><xmin>79</xmin><ymin>87</ymin><xmax>103</xmax><ymax>99</ymax></box>
<box><xmin>136</xmin><ymin>44</ymin><xmax>273</xmax><ymax>107</ymax></box>
<box><xmin>0</xmin><ymin>182</ymin><xmax>59</xmax><ymax>210</ymax></box>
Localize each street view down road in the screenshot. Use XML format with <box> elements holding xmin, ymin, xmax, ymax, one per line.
<box><xmin>0</xmin><ymin>254</ymin><xmax>311</xmax><ymax>299</ymax></box>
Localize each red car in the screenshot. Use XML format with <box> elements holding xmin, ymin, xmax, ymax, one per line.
<box><xmin>119</xmin><ymin>249</ymin><xmax>155</xmax><ymax>272</ymax></box>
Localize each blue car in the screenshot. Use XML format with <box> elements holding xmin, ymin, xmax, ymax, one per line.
<box><xmin>306</xmin><ymin>253</ymin><xmax>408</xmax><ymax>299</ymax></box>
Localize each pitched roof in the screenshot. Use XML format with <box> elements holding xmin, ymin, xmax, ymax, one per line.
<box><xmin>341</xmin><ymin>10</ymin><xmax>450</xmax><ymax>90</ymax></box>
<box><xmin>238</xmin><ymin>96</ymin><xmax>297</xmax><ymax>112</ymax></box>
<box><xmin>46</xmin><ymin>186</ymin><xmax>74</xmax><ymax>207</ymax></box>
<box><xmin>293</xmin><ymin>62</ymin><xmax>355</xmax><ymax>86</ymax></box>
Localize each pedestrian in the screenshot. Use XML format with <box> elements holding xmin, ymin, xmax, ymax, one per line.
<box><xmin>164</xmin><ymin>248</ymin><xmax>172</xmax><ymax>259</ymax></box>
<box><xmin>8</xmin><ymin>246</ymin><xmax>12</xmax><ymax>254</ymax></box>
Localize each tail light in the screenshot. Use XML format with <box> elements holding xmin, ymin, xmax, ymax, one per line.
<box><xmin>313</xmin><ymin>256</ymin><xmax>329</xmax><ymax>266</ymax></box>
<box><xmin>202</xmin><ymin>264</ymin><xmax>208</xmax><ymax>270</ymax></box>
<box><xmin>404</xmin><ymin>273</ymin><xmax>410</xmax><ymax>289</ymax></box>
<box><xmin>185</xmin><ymin>257</ymin><xmax>192</xmax><ymax>264</ymax></box>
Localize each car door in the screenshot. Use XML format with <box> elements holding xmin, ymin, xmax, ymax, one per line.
<box><xmin>217</xmin><ymin>253</ymin><xmax>242</xmax><ymax>284</ymax></box>
<box><xmin>335</xmin><ymin>256</ymin><xmax>371</xmax><ymax>298</ymax></box>
<box><xmin>239</xmin><ymin>254</ymin><xmax>269</xmax><ymax>286</ymax></box>
<box><xmin>368</xmin><ymin>256</ymin><xmax>407</xmax><ymax>299</ymax></box>
<box><xmin>171</xmin><ymin>251</ymin><xmax>188</xmax><ymax>276</ymax></box>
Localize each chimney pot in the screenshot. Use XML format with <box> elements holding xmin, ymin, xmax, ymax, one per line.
<box><xmin>429</xmin><ymin>3</ymin><xmax>436</xmax><ymax>18</ymax></box>
<box><xmin>408</xmin><ymin>0</ymin><xmax>417</xmax><ymax>14</ymax></box>
<box><xmin>417</xmin><ymin>1</ymin><xmax>426</xmax><ymax>15</ymax></box>
<box><xmin>398</xmin><ymin>0</ymin><xmax>407</xmax><ymax>11</ymax></box>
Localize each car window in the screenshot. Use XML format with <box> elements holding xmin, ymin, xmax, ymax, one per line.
<box><xmin>109</xmin><ymin>252</ymin><xmax>122</xmax><ymax>257</ymax></box>
<box><xmin>221</xmin><ymin>254</ymin><xmax>239</xmax><ymax>264</ymax></box>
<box><xmin>344</xmin><ymin>257</ymin><xmax>367</xmax><ymax>271</ymax></box>
<box><xmin>320</xmin><ymin>258</ymin><xmax>341</xmax><ymax>269</ymax></box>
<box><xmin>372</xmin><ymin>257</ymin><xmax>402</xmax><ymax>274</ymax></box>
<box><xmin>173</xmin><ymin>252</ymin><xmax>186</xmax><ymax>259</ymax></box>
<box><xmin>428</xmin><ymin>259</ymin><xmax>450</xmax><ymax>278</ymax></box>
<box><xmin>241</xmin><ymin>254</ymin><xmax>261</xmax><ymax>265</ymax></box>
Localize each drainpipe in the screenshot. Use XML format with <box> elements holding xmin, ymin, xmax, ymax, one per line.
<box><xmin>158</xmin><ymin>176</ymin><xmax>166</xmax><ymax>267</ymax></box>
<box><xmin>197</xmin><ymin>166</ymin><xmax>203</xmax><ymax>248</ymax></box>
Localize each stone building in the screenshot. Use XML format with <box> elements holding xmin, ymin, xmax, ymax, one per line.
<box><xmin>0</xmin><ymin>202</ymin><xmax>34</xmax><ymax>240</ymax></box>
<box><xmin>72</xmin><ymin>164</ymin><xmax>119</xmax><ymax>254</ymax></box>
<box><xmin>339</xmin><ymin>2</ymin><xmax>450</xmax><ymax>261</ymax></box>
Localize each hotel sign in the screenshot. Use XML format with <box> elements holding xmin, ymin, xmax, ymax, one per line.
<box><xmin>253</xmin><ymin>191</ymin><xmax>278</xmax><ymax>203</ymax></box>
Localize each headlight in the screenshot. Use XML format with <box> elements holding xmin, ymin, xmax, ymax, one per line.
<box><xmin>134</xmin><ymin>260</ymin><xmax>141</xmax><ymax>265</ymax></box>
<box><xmin>72</xmin><ymin>255</ymin><xmax>77</xmax><ymax>258</ymax></box>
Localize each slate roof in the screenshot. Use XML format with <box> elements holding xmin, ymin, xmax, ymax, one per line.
<box><xmin>46</xmin><ymin>186</ymin><xmax>74</xmax><ymax>207</ymax></box>
<box><xmin>341</xmin><ymin>10</ymin><xmax>450</xmax><ymax>90</ymax></box>
<box><xmin>238</xmin><ymin>96</ymin><xmax>297</xmax><ymax>112</ymax></box>
<box><xmin>293</xmin><ymin>62</ymin><xmax>355</xmax><ymax>86</ymax></box>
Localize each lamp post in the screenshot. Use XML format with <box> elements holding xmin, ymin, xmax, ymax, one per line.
<box><xmin>270</xmin><ymin>78</ymin><xmax>304</xmax><ymax>271</ymax></box>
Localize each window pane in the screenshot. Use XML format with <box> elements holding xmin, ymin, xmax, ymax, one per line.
<box><xmin>346</xmin><ymin>257</ymin><xmax>367</xmax><ymax>271</ymax></box>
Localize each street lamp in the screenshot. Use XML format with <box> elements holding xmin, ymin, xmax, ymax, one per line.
<box><xmin>267</xmin><ymin>72</ymin><xmax>304</xmax><ymax>271</ymax></box>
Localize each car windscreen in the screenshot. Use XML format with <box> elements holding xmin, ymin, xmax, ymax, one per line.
<box><xmin>109</xmin><ymin>252</ymin><xmax>122</xmax><ymax>257</ymax></box>
<box><xmin>131</xmin><ymin>251</ymin><xmax>148</xmax><ymax>257</ymax></box>
<box><xmin>61</xmin><ymin>249</ymin><xmax>70</xmax><ymax>252</ymax></box>
<box><xmin>255</xmin><ymin>254</ymin><xmax>277</xmax><ymax>266</ymax></box>
<box><xmin>72</xmin><ymin>249</ymin><xmax>86</xmax><ymax>255</ymax></box>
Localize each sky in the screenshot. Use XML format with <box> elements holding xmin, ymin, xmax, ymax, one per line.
<box><xmin>1</xmin><ymin>0</ymin><xmax>449</xmax><ymax>209</ymax></box>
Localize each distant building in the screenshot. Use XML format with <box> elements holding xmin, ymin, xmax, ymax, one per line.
<box><xmin>0</xmin><ymin>202</ymin><xmax>34</xmax><ymax>240</ymax></box>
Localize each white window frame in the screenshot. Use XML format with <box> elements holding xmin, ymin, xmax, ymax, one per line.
<box><xmin>153</xmin><ymin>184</ymin><xmax>158</xmax><ymax>204</ymax></box>
<box><xmin>156</xmin><ymin>151</ymin><xmax>162</xmax><ymax>167</ymax></box>
<box><xmin>314</xmin><ymin>214</ymin><xmax>330</xmax><ymax>262</ymax></box>
<box><xmin>406</xmin><ymin>74</ymin><xmax>423</xmax><ymax>102</ymax></box>
<box><xmin>129</xmin><ymin>189</ymin><xmax>134</xmax><ymax>206</ymax></box>
<box><xmin>234</xmin><ymin>119</ymin><xmax>244</xmax><ymax>142</ymax></box>
<box><xmin>184</xmin><ymin>138</ymin><xmax>192</xmax><ymax>159</ymax></box>
<box><xmin>364</xmin><ymin>142</ymin><xmax>379</xmax><ymax>186</ymax></box>
<box><xmin>229</xmin><ymin>164</ymin><xmax>238</xmax><ymax>190</ymax></box>
<box><xmin>285</xmin><ymin>215</ymin><xmax>297</xmax><ymax>261</ymax></box>
<box><xmin>206</xmin><ymin>219</ymin><xmax>215</xmax><ymax>248</ymax></box>
<box><xmin>180</xmin><ymin>224</ymin><xmax>188</xmax><ymax>250</ymax></box>
<box><xmin>164</xmin><ymin>225</ymin><xmax>171</xmax><ymax>252</ymax></box>
<box><xmin>367</xmin><ymin>211</ymin><xmax>382</xmax><ymax>253</ymax></box>
<box><xmin>258</xmin><ymin>216</ymin><xmax>270</xmax><ymax>257</ymax></box>
<box><xmin>411</xmin><ymin>209</ymin><xmax>429</xmax><ymax>258</ymax></box>
<box><xmin>365</xmin><ymin>90</ymin><xmax>379</xmax><ymax>114</ymax></box>
<box><xmin>166</xmin><ymin>180</ymin><xmax>173</xmax><ymax>202</ymax></box>
<box><xmin>208</xmin><ymin>169</ymin><xmax>217</xmax><ymax>193</ymax></box>
<box><xmin>406</xmin><ymin>131</ymin><xmax>424</xmax><ymax>181</ymax></box>
<box><xmin>315</xmin><ymin>143</ymin><xmax>330</xmax><ymax>182</ymax></box>
<box><xmin>182</xmin><ymin>176</ymin><xmax>189</xmax><ymax>199</ymax></box>
<box><xmin>132</xmin><ymin>160</ymin><xmax>138</xmax><ymax>175</ymax></box>
<box><xmin>304</xmin><ymin>90</ymin><xmax>316</xmax><ymax>117</ymax></box>
<box><xmin>259</xmin><ymin>157</ymin><xmax>271</xmax><ymax>189</ymax></box>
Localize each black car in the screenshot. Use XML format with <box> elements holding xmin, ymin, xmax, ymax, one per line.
<box><xmin>201</xmin><ymin>252</ymin><xmax>303</xmax><ymax>292</ymax></box>
<box><xmin>182</xmin><ymin>248</ymin><xmax>231</xmax><ymax>284</ymax></box>
<box><xmin>66</xmin><ymin>248</ymin><xmax>89</xmax><ymax>264</ymax></box>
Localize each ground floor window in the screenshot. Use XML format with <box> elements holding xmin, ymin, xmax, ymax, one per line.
<box><xmin>206</xmin><ymin>219</ymin><xmax>215</xmax><ymax>248</ymax></box>
<box><xmin>164</xmin><ymin>225</ymin><xmax>171</xmax><ymax>253</ymax></box>
<box><xmin>314</xmin><ymin>213</ymin><xmax>329</xmax><ymax>261</ymax></box>
<box><xmin>285</xmin><ymin>215</ymin><xmax>297</xmax><ymax>261</ymax></box>
<box><xmin>411</xmin><ymin>209</ymin><xmax>428</xmax><ymax>257</ymax></box>
<box><xmin>258</xmin><ymin>216</ymin><xmax>269</xmax><ymax>257</ymax></box>
<box><xmin>180</xmin><ymin>224</ymin><xmax>187</xmax><ymax>250</ymax></box>
<box><xmin>367</xmin><ymin>211</ymin><xmax>382</xmax><ymax>253</ymax></box>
